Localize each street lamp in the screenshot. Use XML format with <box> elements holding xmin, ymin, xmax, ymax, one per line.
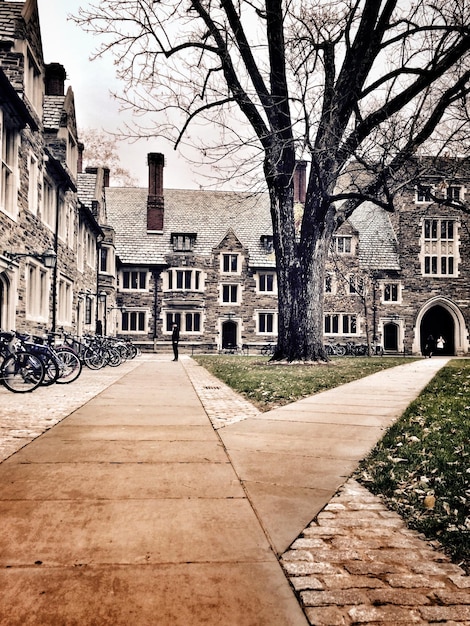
<box><xmin>4</xmin><ymin>247</ymin><xmax>57</xmax><ymax>268</ymax></box>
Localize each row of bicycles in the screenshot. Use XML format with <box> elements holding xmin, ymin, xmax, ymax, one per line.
<box><xmin>0</xmin><ymin>330</ymin><xmax>140</xmax><ymax>393</ymax></box>
<box><xmin>324</xmin><ymin>341</ymin><xmax>384</xmax><ymax>356</ymax></box>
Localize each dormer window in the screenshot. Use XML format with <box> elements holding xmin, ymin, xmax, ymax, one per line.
<box><xmin>416</xmin><ymin>185</ymin><xmax>433</xmax><ymax>203</ymax></box>
<box><xmin>446</xmin><ymin>185</ymin><xmax>462</xmax><ymax>202</ymax></box>
<box><xmin>171</xmin><ymin>233</ymin><xmax>196</xmax><ymax>252</ymax></box>
<box><xmin>332</xmin><ymin>236</ymin><xmax>352</xmax><ymax>254</ymax></box>
<box><xmin>260</xmin><ymin>235</ymin><xmax>274</xmax><ymax>253</ymax></box>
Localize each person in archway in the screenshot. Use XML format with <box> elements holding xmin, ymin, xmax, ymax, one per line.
<box><xmin>436</xmin><ymin>335</ymin><xmax>446</xmax><ymax>353</ymax></box>
<box><xmin>424</xmin><ymin>334</ymin><xmax>435</xmax><ymax>358</ymax></box>
<box><xmin>171</xmin><ymin>323</ymin><xmax>180</xmax><ymax>361</ymax></box>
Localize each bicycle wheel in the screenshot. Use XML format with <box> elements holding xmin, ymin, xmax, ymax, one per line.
<box><xmin>55</xmin><ymin>348</ymin><xmax>83</xmax><ymax>384</ymax></box>
<box><xmin>83</xmin><ymin>346</ymin><xmax>105</xmax><ymax>370</ymax></box>
<box><xmin>39</xmin><ymin>354</ymin><xmax>60</xmax><ymax>386</ymax></box>
<box><xmin>1</xmin><ymin>352</ymin><xmax>45</xmax><ymax>393</ymax></box>
<box><xmin>335</xmin><ymin>344</ymin><xmax>346</xmax><ymax>356</ymax></box>
<box><xmin>105</xmin><ymin>347</ymin><xmax>122</xmax><ymax>367</ymax></box>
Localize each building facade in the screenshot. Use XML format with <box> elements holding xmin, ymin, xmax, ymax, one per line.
<box><xmin>1</xmin><ymin>0</ymin><xmax>468</xmax><ymax>357</ymax></box>
<box><xmin>106</xmin><ymin>154</ymin><xmax>470</xmax><ymax>356</ymax></box>
<box><xmin>0</xmin><ymin>0</ymin><xmax>113</xmax><ymax>338</ymax></box>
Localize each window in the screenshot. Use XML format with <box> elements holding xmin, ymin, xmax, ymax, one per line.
<box><xmin>0</xmin><ymin>112</ymin><xmax>18</xmax><ymax>217</ymax></box>
<box><xmin>42</xmin><ymin>179</ymin><xmax>56</xmax><ymax>229</ymax></box>
<box><xmin>166</xmin><ymin>269</ymin><xmax>203</xmax><ymax>291</ymax></box>
<box><xmin>222</xmin><ymin>253</ymin><xmax>239</xmax><ymax>273</ymax></box>
<box><xmin>257</xmin><ymin>272</ymin><xmax>276</xmax><ymax>293</ymax></box>
<box><xmin>171</xmin><ymin>233</ymin><xmax>196</xmax><ymax>251</ymax></box>
<box><xmin>257</xmin><ymin>311</ymin><xmax>277</xmax><ymax>334</ymax></box>
<box><xmin>100</xmin><ymin>247</ymin><xmax>109</xmax><ymax>273</ymax></box>
<box><xmin>324</xmin><ymin>313</ymin><xmax>358</xmax><ymax>335</ymax></box>
<box><xmin>26</xmin><ymin>262</ymin><xmax>49</xmax><ymax>321</ymax></box>
<box><xmin>324</xmin><ymin>273</ymin><xmax>335</xmax><ymax>294</ymax></box>
<box><xmin>86</xmin><ymin>232</ymin><xmax>96</xmax><ymax>268</ymax></box>
<box><xmin>58</xmin><ymin>200</ymin><xmax>74</xmax><ymax>246</ymax></box>
<box><xmin>416</xmin><ymin>185</ymin><xmax>432</xmax><ymax>203</ymax></box>
<box><xmin>446</xmin><ymin>186</ymin><xmax>462</xmax><ymax>202</ymax></box>
<box><xmin>332</xmin><ymin>236</ymin><xmax>352</xmax><ymax>254</ymax></box>
<box><xmin>57</xmin><ymin>278</ymin><xmax>73</xmax><ymax>325</ymax></box>
<box><xmin>383</xmin><ymin>282</ymin><xmax>400</xmax><ymax>302</ymax></box>
<box><xmin>122</xmin><ymin>310</ymin><xmax>146</xmax><ymax>332</ymax></box>
<box><xmin>348</xmin><ymin>275</ymin><xmax>364</xmax><ymax>296</ymax></box>
<box><xmin>77</xmin><ymin>222</ymin><xmax>85</xmax><ymax>272</ymax></box>
<box><xmin>84</xmin><ymin>296</ymin><xmax>93</xmax><ymax>325</ymax></box>
<box><xmin>422</xmin><ymin>218</ymin><xmax>458</xmax><ymax>276</ymax></box>
<box><xmin>165</xmin><ymin>311</ymin><xmax>202</xmax><ymax>334</ymax></box>
<box><xmin>122</xmin><ymin>270</ymin><xmax>148</xmax><ymax>290</ymax></box>
<box><xmin>260</xmin><ymin>235</ymin><xmax>274</xmax><ymax>253</ymax></box>
<box><xmin>222</xmin><ymin>284</ymin><xmax>239</xmax><ymax>303</ymax></box>
<box><xmin>25</xmin><ymin>50</ymin><xmax>42</xmax><ymax>113</ymax></box>
<box><xmin>27</xmin><ymin>152</ymin><xmax>39</xmax><ymax>215</ymax></box>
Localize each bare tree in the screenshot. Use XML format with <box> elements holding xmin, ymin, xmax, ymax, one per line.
<box><xmin>73</xmin><ymin>0</ymin><xmax>470</xmax><ymax>361</ymax></box>
<box><xmin>80</xmin><ymin>128</ymin><xmax>137</xmax><ymax>187</ymax></box>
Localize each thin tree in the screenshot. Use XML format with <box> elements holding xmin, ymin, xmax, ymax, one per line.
<box><xmin>80</xmin><ymin>128</ymin><xmax>138</xmax><ymax>187</ymax></box>
<box><xmin>73</xmin><ymin>0</ymin><xmax>470</xmax><ymax>361</ymax></box>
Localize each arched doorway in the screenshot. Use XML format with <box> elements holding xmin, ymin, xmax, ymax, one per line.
<box><xmin>383</xmin><ymin>322</ymin><xmax>399</xmax><ymax>352</ymax></box>
<box><xmin>222</xmin><ymin>320</ymin><xmax>237</xmax><ymax>349</ymax></box>
<box><xmin>420</xmin><ymin>305</ymin><xmax>455</xmax><ymax>355</ymax></box>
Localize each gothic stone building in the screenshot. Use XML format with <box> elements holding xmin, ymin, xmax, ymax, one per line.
<box><xmin>106</xmin><ymin>153</ymin><xmax>470</xmax><ymax>356</ymax></box>
<box><xmin>0</xmin><ymin>0</ymin><xmax>113</xmax><ymax>337</ymax></box>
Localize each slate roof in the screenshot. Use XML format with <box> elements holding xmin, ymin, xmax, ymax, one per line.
<box><xmin>77</xmin><ymin>172</ymin><xmax>98</xmax><ymax>212</ymax></box>
<box><xmin>348</xmin><ymin>202</ymin><xmax>401</xmax><ymax>270</ymax></box>
<box><xmin>106</xmin><ymin>188</ymin><xmax>400</xmax><ymax>270</ymax></box>
<box><xmin>0</xmin><ymin>2</ymin><xmax>22</xmax><ymax>40</ymax></box>
<box><xmin>105</xmin><ymin>187</ymin><xmax>275</xmax><ymax>267</ymax></box>
<box><xmin>43</xmin><ymin>95</ymin><xmax>64</xmax><ymax>129</ymax></box>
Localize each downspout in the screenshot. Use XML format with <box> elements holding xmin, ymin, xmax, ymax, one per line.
<box><xmin>153</xmin><ymin>269</ymin><xmax>159</xmax><ymax>352</ymax></box>
<box><xmin>51</xmin><ymin>185</ymin><xmax>61</xmax><ymax>333</ymax></box>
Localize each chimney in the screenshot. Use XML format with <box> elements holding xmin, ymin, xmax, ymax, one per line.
<box><xmin>147</xmin><ymin>153</ymin><xmax>165</xmax><ymax>232</ymax></box>
<box><xmin>45</xmin><ymin>63</ymin><xmax>67</xmax><ymax>96</ymax></box>
<box><xmin>294</xmin><ymin>160</ymin><xmax>307</xmax><ymax>204</ymax></box>
<box><xmin>77</xmin><ymin>142</ymin><xmax>84</xmax><ymax>174</ymax></box>
<box><xmin>103</xmin><ymin>167</ymin><xmax>110</xmax><ymax>188</ymax></box>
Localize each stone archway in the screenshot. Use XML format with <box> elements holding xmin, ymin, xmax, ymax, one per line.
<box><xmin>415</xmin><ymin>298</ymin><xmax>468</xmax><ymax>356</ymax></box>
<box><xmin>420</xmin><ymin>306</ymin><xmax>454</xmax><ymax>355</ymax></box>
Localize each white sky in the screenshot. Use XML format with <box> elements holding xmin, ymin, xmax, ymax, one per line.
<box><xmin>36</xmin><ymin>0</ymin><xmax>204</xmax><ymax>189</ymax></box>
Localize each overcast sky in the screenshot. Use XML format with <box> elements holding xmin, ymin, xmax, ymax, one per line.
<box><xmin>36</xmin><ymin>0</ymin><xmax>203</xmax><ymax>189</ymax></box>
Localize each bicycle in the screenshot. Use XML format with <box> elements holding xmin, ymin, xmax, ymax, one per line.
<box><xmin>261</xmin><ymin>343</ymin><xmax>276</xmax><ymax>356</ymax></box>
<box><xmin>324</xmin><ymin>342</ymin><xmax>346</xmax><ymax>356</ymax></box>
<box><xmin>0</xmin><ymin>332</ymin><xmax>45</xmax><ymax>393</ymax></box>
<box><xmin>17</xmin><ymin>332</ymin><xmax>82</xmax><ymax>385</ymax></box>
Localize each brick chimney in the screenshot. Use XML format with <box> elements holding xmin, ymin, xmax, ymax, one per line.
<box><xmin>147</xmin><ymin>153</ymin><xmax>165</xmax><ymax>232</ymax></box>
<box><xmin>45</xmin><ymin>63</ymin><xmax>66</xmax><ymax>96</ymax></box>
<box><xmin>294</xmin><ymin>160</ymin><xmax>307</xmax><ymax>204</ymax></box>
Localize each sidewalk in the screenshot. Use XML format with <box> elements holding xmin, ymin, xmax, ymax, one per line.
<box><xmin>0</xmin><ymin>355</ymin><xmax>467</xmax><ymax>625</ymax></box>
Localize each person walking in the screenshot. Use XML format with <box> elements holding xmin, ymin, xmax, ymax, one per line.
<box><xmin>171</xmin><ymin>323</ymin><xmax>180</xmax><ymax>361</ymax></box>
<box><xmin>424</xmin><ymin>334</ymin><xmax>435</xmax><ymax>358</ymax></box>
<box><xmin>436</xmin><ymin>335</ymin><xmax>446</xmax><ymax>353</ymax></box>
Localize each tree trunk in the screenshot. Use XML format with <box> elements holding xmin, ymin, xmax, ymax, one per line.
<box><xmin>269</xmin><ymin>186</ymin><xmax>332</xmax><ymax>362</ymax></box>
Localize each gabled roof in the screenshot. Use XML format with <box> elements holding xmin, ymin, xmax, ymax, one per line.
<box><xmin>106</xmin><ymin>187</ymin><xmax>400</xmax><ymax>271</ymax></box>
<box><xmin>348</xmin><ymin>202</ymin><xmax>401</xmax><ymax>270</ymax></box>
<box><xmin>105</xmin><ymin>187</ymin><xmax>274</xmax><ymax>267</ymax></box>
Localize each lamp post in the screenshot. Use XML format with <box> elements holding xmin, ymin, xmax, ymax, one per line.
<box><xmin>4</xmin><ymin>248</ymin><xmax>57</xmax><ymax>268</ymax></box>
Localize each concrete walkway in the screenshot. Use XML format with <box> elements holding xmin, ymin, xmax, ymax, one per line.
<box><xmin>0</xmin><ymin>356</ymin><xmax>468</xmax><ymax>624</ymax></box>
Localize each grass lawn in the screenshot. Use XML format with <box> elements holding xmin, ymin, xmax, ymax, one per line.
<box><xmin>194</xmin><ymin>354</ymin><xmax>469</xmax><ymax>572</ymax></box>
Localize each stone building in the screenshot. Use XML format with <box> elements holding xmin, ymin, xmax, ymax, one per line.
<box><xmin>106</xmin><ymin>153</ymin><xmax>470</xmax><ymax>356</ymax></box>
<box><xmin>1</xmin><ymin>0</ymin><xmax>468</xmax><ymax>357</ymax></box>
<box><xmin>0</xmin><ymin>0</ymin><xmax>109</xmax><ymax>337</ymax></box>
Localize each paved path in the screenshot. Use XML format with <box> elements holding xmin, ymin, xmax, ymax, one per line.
<box><xmin>0</xmin><ymin>355</ymin><xmax>468</xmax><ymax>625</ymax></box>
